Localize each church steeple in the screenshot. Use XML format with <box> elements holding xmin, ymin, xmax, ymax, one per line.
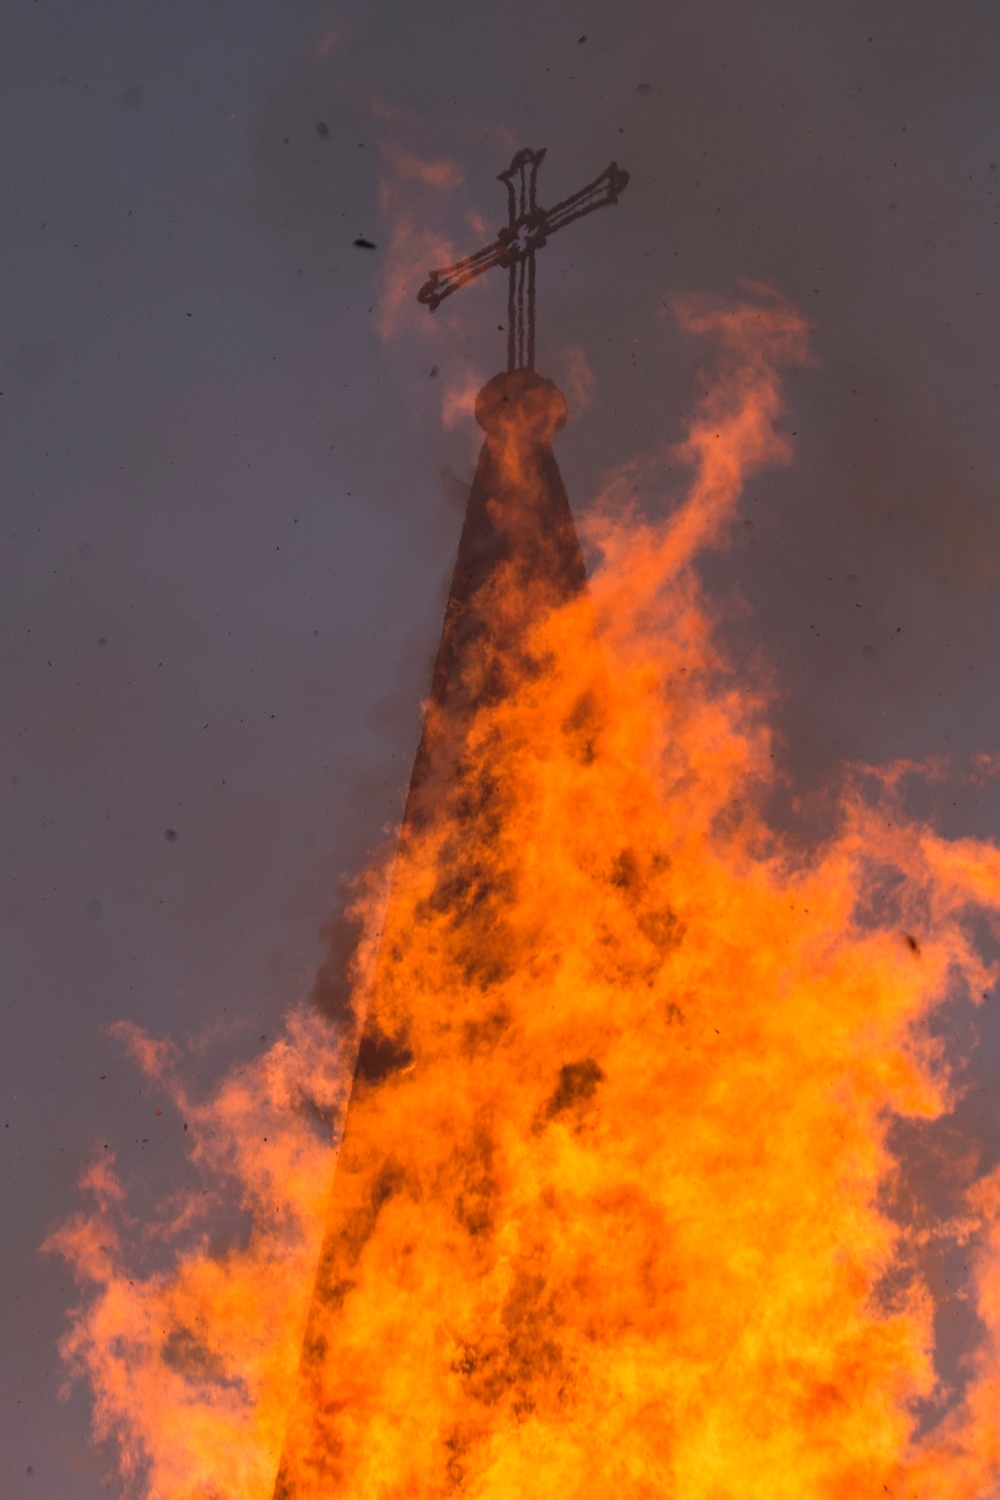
<box><xmin>404</xmin><ymin>368</ymin><xmax>586</xmax><ymax>832</ymax></box>
<box><xmin>404</xmin><ymin>145</ymin><xmax>627</xmax><ymax>822</ymax></box>
<box><xmin>273</xmin><ymin>150</ymin><xmax>627</xmax><ymax>1500</ymax></box>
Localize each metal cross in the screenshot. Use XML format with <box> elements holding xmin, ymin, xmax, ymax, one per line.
<box><xmin>417</xmin><ymin>148</ymin><xmax>629</xmax><ymax>373</ymax></box>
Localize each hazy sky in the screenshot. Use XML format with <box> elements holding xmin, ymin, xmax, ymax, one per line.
<box><xmin>4</xmin><ymin>3</ymin><xmax>1000</xmax><ymax>1495</ymax></box>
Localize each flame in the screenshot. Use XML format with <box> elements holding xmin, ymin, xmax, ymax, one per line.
<box><xmin>379</xmin><ymin>143</ymin><xmax>465</xmax><ymax>191</ymax></box>
<box><xmin>44</xmin><ymin>1008</ymin><xmax>357</xmax><ymax>1498</ymax></box>
<box><xmin>440</xmin><ymin>365</ymin><xmax>485</xmax><ymax>430</ymax></box>
<box><xmin>52</xmin><ymin>288</ymin><xmax>1000</xmax><ymax>1499</ymax></box>
<box><xmin>375</xmin><ymin>146</ymin><xmax>466</xmax><ymax>348</ymax></box>
<box><xmin>560</xmin><ymin>344</ymin><xmax>597</xmax><ymax>418</ymax></box>
<box><xmin>314</xmin><ymin>28</ymin><xmax>345</xmax><ymax>58</ymax></box>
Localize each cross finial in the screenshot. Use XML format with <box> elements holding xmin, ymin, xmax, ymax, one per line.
<box><xmin>417</xmin><ymin>148</ymin><xmax>629</xmax><ymax>373</ymax></box>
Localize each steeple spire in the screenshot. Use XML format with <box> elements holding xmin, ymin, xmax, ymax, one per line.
<box><xmin>273</xmin><ymin>149</ymin><xmax>627</xmax><ymax>1499</ymax></box>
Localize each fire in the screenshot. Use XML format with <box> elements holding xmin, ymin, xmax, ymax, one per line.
<box><xmin>51</xmin><ymin>287</ymin><xmax>1000</xmax><ymax>1499</ymax></box>
<box><xmin>44</xmin><ymin>1009</ymin><xmax>356</xmax><ymax>1498</ymax></box>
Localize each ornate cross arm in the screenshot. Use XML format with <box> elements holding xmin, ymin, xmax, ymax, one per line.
<box><xmin>417</xmin><ymin>242</ymin><xmax>510</xmax><ymax>312</ymax></box>
<box><xmin>417</xmin><ymin>159</ymin><xmax>629</xmax><ymax>311</ymax></box>
<box><xmin>543</xmin><ymin>162</ymin><xmax>630</xmax><ymax>239</ymax></box>
<box><xmin>416</xmin><ymin>147</ymin><xmax>630</xmax><ymax>371</ymax></box>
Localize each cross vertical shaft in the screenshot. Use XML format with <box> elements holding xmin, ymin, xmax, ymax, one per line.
<box><xmin>500</xmin><ymin>148</ymin><xmax>545</xmax><ymax>372</ymax></box>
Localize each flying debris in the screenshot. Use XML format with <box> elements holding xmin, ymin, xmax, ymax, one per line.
<box><xmin>353</xmin><ymin>237</ymin><xmax>376</xmax><ymax>249</ymax></box>
<box><xmin>316</xmin><ymin>121</ymin><xmax>330</xmax><ymax>138</ymax></box>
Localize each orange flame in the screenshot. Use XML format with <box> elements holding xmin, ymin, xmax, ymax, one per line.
<box><xmin>52</xmin><ymin>288</ymin><xmax>1000</xmax><ymax>1499</ymax></box>
<box><xmin>45</xmin><ymin>1008</ymin><xmax>357</xmax><ymax>1498</ymax></box>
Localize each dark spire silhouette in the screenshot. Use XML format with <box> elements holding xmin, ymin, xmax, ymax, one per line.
<box><xmin>405</xmin><ymin>146</ymin><xmax>627</xmax><ymax>811</ymax></box>
<box><xmin>273</xmin><ymin>149</ymin><xmax>628</xmax><ymax>1500</ymax></box>
<box><xmin>402</xmin><ymin>368</ymin><xmax>585</xmax><ymax>832</ymax></box>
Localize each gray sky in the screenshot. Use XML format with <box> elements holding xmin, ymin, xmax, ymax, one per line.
<box><xmin>3</xmin><ymin>2</ymin><xmax>1000</xmax><ymax>1495</ymax></box>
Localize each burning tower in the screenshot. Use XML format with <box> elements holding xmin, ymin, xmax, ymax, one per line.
<box><xmin>273</xmin><ymin>149</ymin><xmax>629</xmax><ymax>1497</ymax></box>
